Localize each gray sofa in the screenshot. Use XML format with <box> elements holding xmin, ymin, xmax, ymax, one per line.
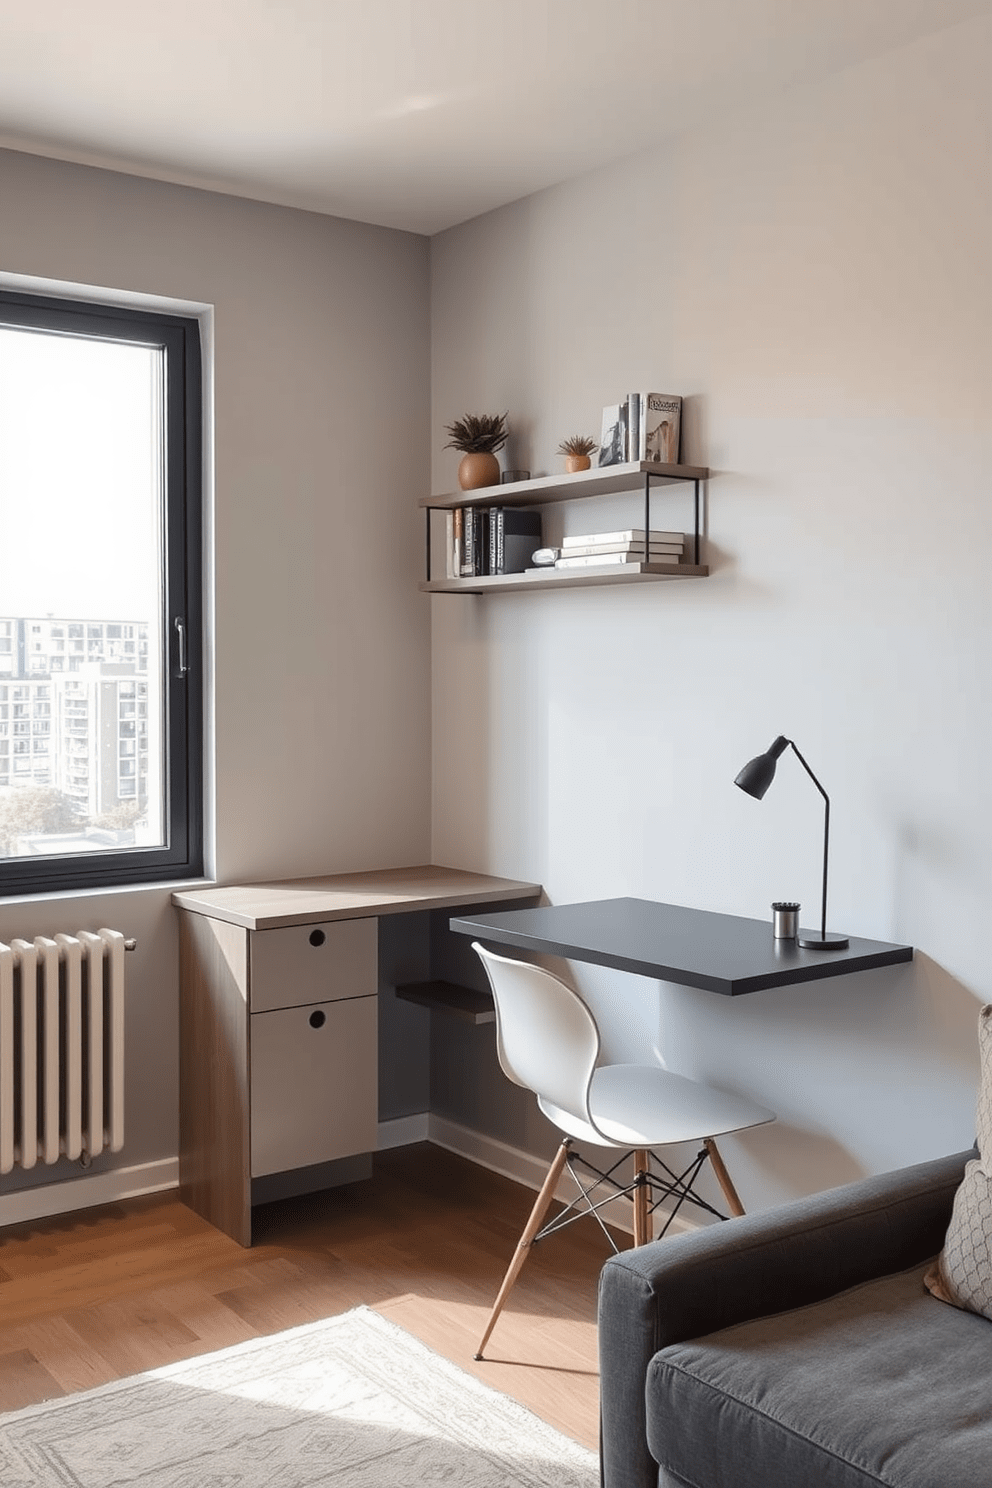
<box><xmin>599</xmin><ymin>1149</ymin><xmax>990</xmax><ymax>1488</ymax></box>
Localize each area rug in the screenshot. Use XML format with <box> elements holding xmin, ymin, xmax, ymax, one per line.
<box><xmin>0</xmin><ymin>1306</ymin><xmax>598</xmax><ymax>1487</ymax></box>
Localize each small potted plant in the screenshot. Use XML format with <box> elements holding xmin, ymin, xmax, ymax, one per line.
<box><xmin>444</xmin><ymin>413</ymin><xmax>508</xmax><ymax>491</ymax></box>
<box><xmin>557</xmin><ymin>434</ymin><xmax>598</xmax><ymax>474</ymax></box>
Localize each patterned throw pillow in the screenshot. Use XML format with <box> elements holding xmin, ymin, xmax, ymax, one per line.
<box><xmin>924</xmin><ymin>1004</ymin><xmax>992</xmax><ymax>1316</ymax></box>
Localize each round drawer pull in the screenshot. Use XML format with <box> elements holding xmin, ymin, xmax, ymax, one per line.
<box><xmin>309</xmin><ymin>1009</ymin><xmax>326</xmax><ymax>1029</ymax></box>
<box><xmin>309</xmin><ymin>929</ymin><xmax>326</xmax><ymax>947</ymax></box>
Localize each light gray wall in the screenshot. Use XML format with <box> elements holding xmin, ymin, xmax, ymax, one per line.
<box><xmin>428</xmin><ymin>13</ymin><xmax>992</xmax><ymax>1210</ymax></box>
<box><xmin>0</xmin><ymin>148</ymin><xmax>432</xmax><ymax>1190</ymax></box>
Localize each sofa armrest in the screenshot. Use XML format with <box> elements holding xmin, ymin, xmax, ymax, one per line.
<box><xmin>598</xmin><ymin>1149</ymin><xmax>971</xmax><ymax>1488</ymax></box>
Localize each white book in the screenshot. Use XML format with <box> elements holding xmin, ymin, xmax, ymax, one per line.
<box><xmin>561</xmin><ymin>528</ymin><xmax>682</xmax><ymax>548</ymax></box>
<box><xmin>555</xmin><ymin>552</ymin><xmax>682</xmax><ymax>569</ymax></box>
<box><xmin>562</xmin><ymin>540</ymin><xmax>683</xmax><ymax>559</ymax></box>
<box><xmin>445</xmin><ymin>512</ymin><xmax>458</xmax><ymax>578</ymax></box>
<box><xmin>640</xmin><ymin>393</ymin><xmax>682</xmax><ymax>464</ymax></box>
<box><xmin>626</xmin><ymin>392</ymin><xmax>641</xmax><ymax>462</ymax></box>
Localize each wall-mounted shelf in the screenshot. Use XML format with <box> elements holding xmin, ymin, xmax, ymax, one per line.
<box><xmin>422</xmin><ymin>562</ymin><xmax>708</xmax><ymax>595</ymax></box>
<box><xmin>419</xmin><ymin>460</ymin><xmax>709</xmax><ymax>511</ymax></box>
<box><xmin>420</xmin><ymin>460</ymin><xmax>709</xmax><ymax>593</ymax></box>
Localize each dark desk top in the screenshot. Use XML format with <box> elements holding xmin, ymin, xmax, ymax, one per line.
<box><xmin>450</xmin><ymin>898</ymin><xmax>913</xmax><ymax>996</ymax></box>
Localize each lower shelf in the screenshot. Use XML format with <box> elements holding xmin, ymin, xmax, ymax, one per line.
<box><xmin>421</xmin><ymin>562</ymin><xmax>708</xmax><ymax>594</ymax></box>
<box><xmin>395</xmin><ymin>980</ymin><xmax>496</xmax><ymax>1025</ymax></box>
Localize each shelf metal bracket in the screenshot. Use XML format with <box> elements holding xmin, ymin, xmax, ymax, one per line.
<box><xmin>643</xmin><ymin>469</ymin><xmax>702</xmax><ymax>567</ymax></box>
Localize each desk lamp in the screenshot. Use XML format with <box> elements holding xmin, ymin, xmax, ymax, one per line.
<box><xmin>734</xmin><ymin>735</ymin><xmax>849</xmax><ymax>950</ymax></box>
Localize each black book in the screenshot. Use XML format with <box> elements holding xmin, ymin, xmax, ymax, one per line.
<box><xmin>477</xmin><ymin>507</ymin><xmax>490</xmax><ymax>575</ymax></box>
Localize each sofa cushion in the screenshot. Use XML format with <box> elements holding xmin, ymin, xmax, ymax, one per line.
<box><xmin>925</xmin><ymin>1003</ymin><xmax>992</xmax><ymax>1319</ymax></box>
<box><xmin>646</xmin><ymin>1261</ymin><xmax>992</xmax><ymax>1488</ymax></box>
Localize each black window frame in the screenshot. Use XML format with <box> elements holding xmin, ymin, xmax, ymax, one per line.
<box><xmin>0</xmin><ymin>288</ymin><xmax>203</xmax><ymax>896</ymax></box>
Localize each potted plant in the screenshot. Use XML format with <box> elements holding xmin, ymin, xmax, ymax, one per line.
<box><xmin>445</xmin><ymin>413</ymin><xmax>508</xmax><ymax>490</ymax></box>
<box><xmin>557</xmin><ymin>434</ymin><xmax>598</xmax><ymax>474</ymax></box>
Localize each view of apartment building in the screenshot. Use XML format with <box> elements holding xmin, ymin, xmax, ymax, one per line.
<box><xmin>0</xmin><ymin>618</ymin><xmax>152</xmax><ymax>817</ymax></box>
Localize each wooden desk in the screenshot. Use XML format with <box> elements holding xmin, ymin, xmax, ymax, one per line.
<box><xmin>173</xmin><ymin>866</ymin><xmax>540</xmax><ymax>1245</ymax></box>
<box><xmin>450</xmin><ymin>898</ymin><xmax>913</xmax><ymax>997</ymax></box>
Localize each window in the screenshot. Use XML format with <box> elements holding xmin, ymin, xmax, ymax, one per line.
<box><xmin>0</xmin><ymin>288</ymin><xmax>202</xmax><ymax>893</ymax></box>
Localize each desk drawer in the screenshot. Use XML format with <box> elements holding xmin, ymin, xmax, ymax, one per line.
<box><xmin>250</xmin><ymin>995</ymin><xmax>377</xmax><ymax>1177</ymax></box>
<box><xmin>249</xmin><ymin>918</ymin><xmax>377</xmax><ymax>1012</ymax></box>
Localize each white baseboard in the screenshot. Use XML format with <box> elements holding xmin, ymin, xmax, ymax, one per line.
<box><xmin>0</xmin><ymin>1121</ymin><xmax>704</xmax><ymax>1239</ymax></box>
<box><xmin>0</xmin><ymin>1157</ymin><xmax>179</xmax><ymax>1229</ymax></box>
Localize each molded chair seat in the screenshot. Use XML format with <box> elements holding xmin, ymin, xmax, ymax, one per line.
<box><xmin>543</xmin><ymin>1063</ymin><xmax>773</xmax><ymax>1149</ymax></box>
<box><xmin>470</xmin><ymin>941</ymin><xmax>775</xmax><ymax>1361</ymax></box>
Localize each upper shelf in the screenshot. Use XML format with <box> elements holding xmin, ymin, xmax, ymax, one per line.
<box><xmin>421</xmin><ymin>459</ymin><xmax>709</xmax><ymax>511</ymax></box>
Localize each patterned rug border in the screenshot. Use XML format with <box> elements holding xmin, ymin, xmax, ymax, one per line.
<box><xmin>0</xmin><ymin>1305</ymin><xmax>598</xmax><ymax>1485</ymax></box>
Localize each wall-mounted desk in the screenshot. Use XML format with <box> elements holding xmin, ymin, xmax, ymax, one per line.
<box><xmin>450</xmin><ymin>898</ymin><xmax>913</xmax><ymax>996</ymax></box>
<box><xmin>173</xmin><ymin>865</ymin><xmax>540</xmax><ymax>1245</ymax></box>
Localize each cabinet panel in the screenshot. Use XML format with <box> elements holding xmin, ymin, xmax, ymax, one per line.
<box><xmin>250</xmin><ymin>995</ymin><xmax>377</xmax><ymax>1177</ymax></box>
<box><xmin>249</xmin><ymin>917</ymin><xmax>377</xmax><ymax>1012</ymax></box>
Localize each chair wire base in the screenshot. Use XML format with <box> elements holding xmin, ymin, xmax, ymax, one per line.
<box><xmin>531</xmin><ymin>1143</ymin><xmax>733</xmax><ymax>1256</ymax></box>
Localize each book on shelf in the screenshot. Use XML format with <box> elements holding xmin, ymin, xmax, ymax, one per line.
<box><xmin>555</xmin><ymin>551</ymin><xmax>683</xmax><ymax>569</ymax></box>
<box><xmin>488</xmin><ymin>507</ymin><xmax>543</xmax><ymax>575</ymax></box>
<box><xmin>561</xmin><ymin>540</ymin><xmax>683</xmax><ymax>559</ymax></box>
<box><xmin>598</xmin><ymin>402</ymin><xmax>627</xmax><ymax>467</ymax></box>
<box><xmin>561</xmin><ymin>528</ymin><xmax>682</xmax><ymax>548</ymax></box>
<box><xmin>446</xmin><ymin>508</ymin><xmax>463</xmax><ymax>579</ymax></box>
<box><xmin>639</xmin><ymin>392</ymin><xmax>682</xmax><ymax>464</ymax></box>
<box><xmin>625</xmin><ymin>392</ymin><xmax>641</xmax><ymax>463</ymax></box>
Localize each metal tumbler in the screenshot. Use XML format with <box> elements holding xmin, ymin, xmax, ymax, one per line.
<box><xmin>772</xmin><ymin>902</ymin><xmax>800</xmax><ymax>939</ymax></box>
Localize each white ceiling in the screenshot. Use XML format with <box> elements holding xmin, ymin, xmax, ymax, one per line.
<box><xmin>0</xmin><ymin>0</ymin><xmax>988</xmax><ymax>236</ymax></box>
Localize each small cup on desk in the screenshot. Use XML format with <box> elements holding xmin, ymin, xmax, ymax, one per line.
<box><xmin>772</xmin><ymin>902</ymin><xmax>800</xmax><ymax>939</ymax></box>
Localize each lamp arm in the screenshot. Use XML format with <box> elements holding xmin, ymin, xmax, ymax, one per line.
<box><xmin>785</xmin><ymin>740</ymin><xmax>830</xmax><ymax>940</ymax></box>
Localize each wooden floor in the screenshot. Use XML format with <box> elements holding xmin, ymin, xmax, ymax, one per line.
<box><xmin>0</xmin><ymin>1143</ymin><xmax>630</xmax><ymax>1450</ymax></box>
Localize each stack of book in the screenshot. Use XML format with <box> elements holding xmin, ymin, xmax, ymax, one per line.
<box><xmin>553</xmin><ymin>529</ymin><xmax>684</xmax><ymax>570</ymax></box>
<box><xmin>447</xmin><ymin>506</ymin><xmax>543</xmax><ymax>578</ymax></box>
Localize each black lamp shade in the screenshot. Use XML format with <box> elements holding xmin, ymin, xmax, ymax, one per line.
<box><xmin>734</xmin><ymin>735</ymin><xmax>789</xmax><ymax>800</ymax></box>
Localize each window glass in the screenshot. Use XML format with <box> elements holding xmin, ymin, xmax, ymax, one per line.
<box><xmin>0</xmin><ymin>290</ymin><xmax>202</xmax><ymax>892</ymax></box>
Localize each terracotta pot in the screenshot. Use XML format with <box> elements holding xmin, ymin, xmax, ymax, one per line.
<box><xmin>458</xmin><ymin>451</ymin><xmax>500</xmax><ymax>490</ymax></box>
<box><xmin>564</xmin><ymin>454</ymin><xmax>592</xmax><ymax>474</ymax></box>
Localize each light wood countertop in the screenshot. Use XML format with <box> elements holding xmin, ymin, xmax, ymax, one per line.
<box><xmin>172</xmin><ymin>864</ymin><xmax>542</xmax><ymax>931</ymax></box>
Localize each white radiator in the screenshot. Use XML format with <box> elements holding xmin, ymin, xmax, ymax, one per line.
<box><xmin>0</xmin><ymin>929</ymin><xmax>126</xmax><ymax>1174</ymax></box>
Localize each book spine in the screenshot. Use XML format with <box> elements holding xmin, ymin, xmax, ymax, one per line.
<box><xmin>561</xmin><ymin>529</ymin><xmax>683</xmax><ymax>548</ymax></box>
<box><xmin>452</xmin><ymin>508</ymin><xmax>463</xmax><ymax>577</ymax></box>
<box><xmin>460</xmin><ymin>508</ymin><xmax>475</xmax><ymax>577</ymax></box>
<box><xmin>561</xmin><ymin>542</ymin><xmax>683</xmax><ymax>559</ymax></box>
<box><xmin>555</xmin><ymin>552</ymin><xmax>681</xmax><ymax>569</ymax></box>
<box><xmin>489</xmin><ymin>507</ymin><xmax>503</xmax><ymax>576</ymax></box>
<box><xmin>626</xmin><ymin>393</ymin><xmax>641</xmax><ymax>462</ymax></box>
<box><xmin>478</xmin><ymin>508</ymin><xmax>490</xmax><ymax>575</ymax></box>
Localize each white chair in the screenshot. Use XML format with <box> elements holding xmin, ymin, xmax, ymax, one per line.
<box><xmin>471</xmin><ymin>941</ymin><xmax>775</xmax><ymax>1359</ymax></box>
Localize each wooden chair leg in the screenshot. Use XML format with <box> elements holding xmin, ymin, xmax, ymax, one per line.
<box><xmin>704</xmin><ymin>1137</ymin><xmax>745</xmax><ymax>1217</ymax></box>
<box><xmin>475</xmin><ymin>1138</ymin><xmax>571</xmax><ymax>1360</ymax></box>
<box><xmin>633</xmin><ymin>1149</ymin><xmax>651</xmax><ymax>1246</ymax></box>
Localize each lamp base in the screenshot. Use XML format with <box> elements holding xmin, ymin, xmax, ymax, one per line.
<box><xmin>798</xmin><ymin>931</ymin><xmax>850</xmax><ymax>951</ymax></box>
